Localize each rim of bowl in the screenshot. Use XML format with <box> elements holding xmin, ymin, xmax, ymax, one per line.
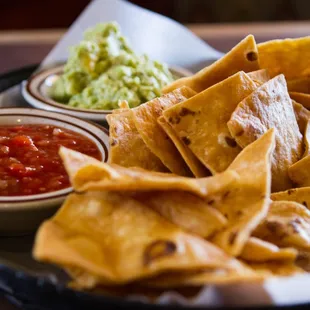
<box><xmin>0</xmin><ymin>108</ymin><xmax>109</xmax><ymax>210</ymax></box>
<box><xmin>24</xmin><ymin>64</ymin><xmax>193</xmax><ymax>115</ymax></box>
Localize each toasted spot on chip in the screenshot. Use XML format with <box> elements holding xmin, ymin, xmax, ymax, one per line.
<box><xmin>144</xmin><ymin>240</ymin><xmax>177</xmax><ymax>266</ymax></box>
<box><xmin>210</xmin><ymin>129</ymin><xmax>274</xmax><ymax>256</ymax></box>
<box><xmin>157</xmin><ymin>116</ymin><xmax>209</xmax><ymax>178</ymax></box>
<box><xmin>106</xmin><ymin>110</ymin><xmax>167</xmax><ymax>172</ymax></box>
<box><xmin>258</xmin><ymin>37</ymin><xmax>310</xmax><ymax>79</ymax></box>
<box><xmin>254</xmin><ymin>201</ymin><xmax>310</xmax><ymax>249</ymax></box>
<box><xmin>163</xmin><ymin>35</ymin><xmax>259</xmax><ymax>93</ymax></box>
<box><xmin>228</xmin><ymin>74</ymin><xmax>303</xmax><ymax>192</ymax></box>
<box><xmin>163</xmin><ymin>72</ymin><xmax>257</xmax><ymax>174</ymax></box>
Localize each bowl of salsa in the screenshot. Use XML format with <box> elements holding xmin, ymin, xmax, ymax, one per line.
<box><xmin>0</xmin><ymin>108</ymin><xmax>109</xmax><ymax>235</ymax></box>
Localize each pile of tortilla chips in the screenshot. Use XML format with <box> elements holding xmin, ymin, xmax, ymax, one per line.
<box><xmin>34</xmin><ymin>34</ymin><xmax>310</xmax><ymax>294</ymax></box>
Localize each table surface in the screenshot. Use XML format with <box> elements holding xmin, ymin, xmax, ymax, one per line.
<box><xmin>0</xmin><ymin>21</ymin><xmax>310</xmax><ymax>309</ymax></box>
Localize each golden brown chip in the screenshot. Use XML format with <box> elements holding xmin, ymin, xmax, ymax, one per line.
<box><xmin>59</xmin><ymin>147</ymin><xmax>239</xmax><ymax>198</ymax></box>
<box><xmin>239</xmin><ymin>237</ymin><xmax>297</xmax><ymax>263</ymax></box>
<box><xmin>271</xmin><ymin>187</ymin><xmax>310</xmax><ymax>209</ymax></box>
<box><xmin>248</xmin><ymin>262</ymin><xmax>303</xmax><ymax>276</ymax></box>
<box><xmin>287</xmin><ymin>77</ymin><xmax>310</xmax><ymax>94</ymax></box>
<box><xmin>143</xmin><ymin>259</ymin><xmax>261</xmax><ymax>288</ymax></box>
<box><xmin>33</xmin><ymin>191</ymin><xmax>234</xmax><ymax>287</ymax></box>
<box><xmin>288</xmin><ymin>155</ymin><xmax>310</xmax><ymax>187</ymax></box>
<box><xmin>247</xmin><ymin>69</ymin><xmax>270</xmax><ymax>84</ymax></box>
<box><xmin>106</xmin><ymin>110</ymin><xmax>167</xmax><ymax>172</ymax></box>
<box><xmin>163</xmin><ymin>72</ymin><xmax>257</xmax><ymax>174</ymax></box>
<box><xmin>258</xmin><ymin>37</ymin><xmax>310</xmax><ymax>79</ymax></box>
<box><xmin>292</xmin><ymin>100</ymin><xmax>310</xmax><ymax>134</ymax></box>
<box><xmin>157</xmin><ymin>116</ymin><xmax>209</xmax><ymax>178</ymax></box>
<box><xmin>210</xmin><ymin>129</ymin><xmax>274</xmax><ymax>256</ymax></box>
<box><xmin>228</xmin><ymin>74</ymin><xmax>303</xmax><ymax>192</ymax></box>
<box><xmin>163</xmin><ymin>35</ymin><xmax>259</xmax><ymax>93</ymax></box>
<box><xmin>254</xmin><ymin>201</ymin><xmax>310</xmax><ymax>249</ymax></box>
<box><xmin>136</xmin><ymin>191</ymin><xmax>227</xmax><ymax>238</ymax></box>
<box><xmin>303</xmin><ymin>121</ymin><xmax>310</xmax><ymax>157</ymax></box>
<box><xmin>132</xmin><ymin>87</ymin><xmax>196</xmax><ymax>176</ymax></box>
<box><xmin>290</xmin><ymin>92</ymin><xmax>310</xmax><ymax>110</ymax></box>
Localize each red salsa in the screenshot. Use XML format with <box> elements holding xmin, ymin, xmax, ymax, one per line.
<box><xmin>0</xmin><ymin>124</ymin><xmax>102</xmax><ymax>196</ymax></box>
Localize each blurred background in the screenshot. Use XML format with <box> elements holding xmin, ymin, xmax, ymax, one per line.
<box><xmin>0</xmin><ymin>0</ymin><xmax>310</xmax><ymax>29</ymax></box>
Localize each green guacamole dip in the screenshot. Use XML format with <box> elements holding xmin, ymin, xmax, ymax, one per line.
<box><xmin>51</xmin><ymin>22</ymin><xmax>174</xmax><ymax>110</ymax></box>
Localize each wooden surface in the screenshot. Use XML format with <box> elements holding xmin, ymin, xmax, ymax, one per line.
<box><xmin>0</xmin><ymin>21</ymin><xmax>309</xmax><ymax>309</ymax></box>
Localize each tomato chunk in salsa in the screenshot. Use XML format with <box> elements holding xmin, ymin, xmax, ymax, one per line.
<box><xmin>0</xmin><ymin>124</ymin><xmax>102</xmax><ymax>196</ymax></box>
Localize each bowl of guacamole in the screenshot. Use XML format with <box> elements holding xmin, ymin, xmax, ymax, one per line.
<box><xmin>22</xmin><ymin>22</ymin><xmax>192</xmax><ymax>121</ymax></box>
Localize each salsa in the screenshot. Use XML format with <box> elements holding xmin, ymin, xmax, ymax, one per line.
<box><xmin>0</xmin><ymin>124</ymin><xmax>101</xmax><ymax>196</ymax></box>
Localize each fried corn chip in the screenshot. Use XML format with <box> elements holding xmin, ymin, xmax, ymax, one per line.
<box><xmin>107</xmin><ymin>110</ymin><xmax>167</xmax><ymax>172</ymax></box>
<box><xmin>247</xmin><ymin>69</ymin><xmax>270</xmax><ymax>84</ymax></box>
<box><xmin>303</xmin><ymin>121</ymin><xmax>310</xmax><ymax>157</ymax></box>
<box><xmin>254</xmin><ymin>201</ymin><xmax>310</xmax><ymax>249</ymax></box>
<box><xmin>296</xmin><ymin>249</ymin><xmax>310</xmax><ymax>272</ymax></box>
<box><xmin>258</xmin><ymin>37</ymin><xmax>310</xmax><ymax>79</ymax></box>
<box><xmin>271</xmin><ymin>187</ymin><xmax>310</xmax><ymax>209</ymax></box>
<box><xmin>228</xmin><ymin>75</ymin><xmax>303</xmax><ymax>192</ymax></box>
<box><xmin>34</xmin><ymin>192</ymin><xmax>234</xmax><ymax>286</ymax></box>
<box><xmin>163</xmin><ymin>72</ymin><xmax>257</xmax><ymax>174</ymax></box>
<box><xmin>143</xmin><ymin>259</ymin><xmax>261</xmax><ymax>288</ymax></box>
<box><xmin>163</xmin><ymin>35</ymin><xmax>259</xmax><ymax>93</ymax></box>
<box><xmin>290</xmin><ymin>92</ymin><xmax>310</xmax><ymax>110</ymax></box>
<box><xmin>59</xmin><ymin>147</ymin><xmax>239</xmax><ymax>198</ymax></box>
<box><xmin>157</xmin><ymin>116</ymin><xmax>209</xmax><ymax>178</ymax></box>
<box><xmin>292</xmin><ymin>100</ymin><xmax>310</xmax><ymax>134</ymax></box>
<box><xmin>288</xmin><ymin>155</ymin><xmax>310</xmax><ymax>187</ymax></box>
<box><xmin>249</xmin><ymin>262</ymin><xmax>303</xmax><ymax>276</ymax></box>
<box><xmin>239</xmin><ymin>237</ymin><xmax>297</xmax><ymax>263</ymax></box>
<box><xmin>210</xmin><ymin>129</ymin><xmax>274</xmax><ymax>256</ymax></box>
<box><xmin>287</xmin><ymin>77</ymin><xmax>310</xmax><ymax>94</ymax></box>
<box><xmin>136</xmin><ymin>191</ymin><xmax>227</xmax><ymax>238</ymax></box>
<box><xmin>132</xmin><ymin>87</ymin><xmax>196</xmax><ymax>176</ymax></box>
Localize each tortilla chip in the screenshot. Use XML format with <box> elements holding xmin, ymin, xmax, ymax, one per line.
<box><xmin>296</xmin><ymin>249</ymin><xmax>310</xmax><ymax>272</ymax></box>
<box><xmin>132</xmin><ymin>87</ymin><xmax>196</xmax><ymax>176</ymax></box>
<box><xmin>106</xmin><ymin>110</ymin><xmax>167</xmax><ymax>172</ymax></box>
<box><xmin>33</xmin><ymin>192</ymin><xmax>234</xmax><ymax>286</ymax></box>
<box><xmin>210</xmin><ymin>129</ymin><xmax>274</xmax><ymax>256</ymax></box>
<box><xmin>157</xmin><ymin>116</ymin><xmax>209</xmax><ymax>178</ymax></box>
<box><xmin>143</xmin><ymin>259</ymin><xmax>261</xmax><ymax>288</ymax></box>
<box><xmin>254</xmin><ymin>201</ymin><xmax>310</xmax><ymax>249</ymax></box>
<box><xmin>136</xmin><ymin>191</ymin><xmax>227</xmax><ymax>239</ymax></box>
<box><xmin>247</xmin><ymin>69</ymin><xmax>270</xmax><ymax>84</ymax></box>
<box><xmin>290</xmin><ymin>92</ymin><xmax>310</xmax><ymax>110</ymax></box>
<box><xmin>163</xmin><ymin>35</ymin><xmax>259</xmax><ymax>93</ymax></box>
<box><xmin>59</xmin><ymin>147</ymin><xmax>239</xmax><ymax>198</ymax></box>
<box><xmin>303</xmin><ymin>121</ymin><xmax>310</xmax><ymax>157</ymax></box>
<box><xmin>258</xmin><ymin>37</ymin><xmax>310</xmax><ymax>79</ymax></box>
<box><xmin>163</xmin><ymin>71</ymin><xmax>257</xmax><ymax>174</ymax></box>
<box><xmin>288</xmin><ymin>155</ymin><xmax>310</xmax><ymax>187</ymax></box>
<box><xmin>292</xmin><ymin>100</ymin><xmax>310</xmax><ymax>134</ymax></box>
<box><xmin>249</xmin><ymin>262</ymin><xmax>303</xmax><ymax>276</ymax></box>
<box><xmin>287</xmin><ymin>77</ymin><xmax>310</xmax><ymax>94</ymax></box>
<box><xmin>239</xmin><ymin>237</ymin><xmax>297</xmax><ymax>263</ymax></box>
<box><xmin>271</xmin><ymin>187</ymin><xmax>310</xmax><ymax>209</ymax></box>
<box><xmin>228</xmin><ymin>74</ymin><xmax>303</xmax><ymax>192</ymax></box>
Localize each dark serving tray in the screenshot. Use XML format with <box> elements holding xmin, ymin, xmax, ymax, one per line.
<box><xmin>0</xmin><ymin>65</ymin><xmax>310</xmax><ymax>310</ymax></box>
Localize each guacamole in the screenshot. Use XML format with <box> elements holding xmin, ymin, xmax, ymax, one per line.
<box><xmin>51</xmin><ymin>22</ymin><xmax>174</xmax><ymax>110</ymax></box>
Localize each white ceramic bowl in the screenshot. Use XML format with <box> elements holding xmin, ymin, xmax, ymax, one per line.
<box><xmin>22</xmin><ymin>64</ymin><xmax>193</xmax><ymax>122</ymax></box>
<box><xmin>0</xmin><ymin>108</ymin><xmax>109</xmax><ymax>235</ymax></box>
